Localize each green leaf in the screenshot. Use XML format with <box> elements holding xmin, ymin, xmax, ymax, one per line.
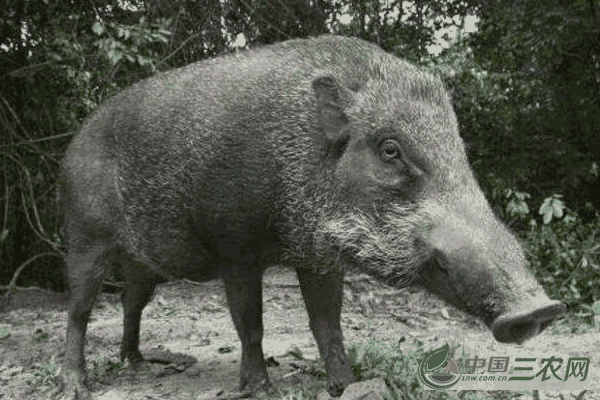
<box><xmin>107</xmin><ymin>49</ymin><xmax>122</xmax><ymax>65</ymax></box>
<box><xmin>543</xmin><ymin>211</ymin><xmax>552</xmax><ymax>224</ymax></box>
<box><xmin>540</xmin><ymin>197</ymin><xmax>552</xmax><ymax>213</ymax></box>
<box><xmin>92</xmin><ymin>21</ymin><xmax>105</xmax><ymax>36</ymax></box>
<box><xmin>553</xmin><ymin>204</ymin><xmax>564</xmax><ymax>218</ymax></box>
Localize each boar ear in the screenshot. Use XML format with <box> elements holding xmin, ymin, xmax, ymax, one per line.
<box><xmin>312</xmin><ymin>76</ymin><xmax>353</xmax><ymax>141</ymax></box>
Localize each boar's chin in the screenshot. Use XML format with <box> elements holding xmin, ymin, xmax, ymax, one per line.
<box><xmin>418</xmin><ymin>257</ymin><xmax>471</xmax><ymax>311</ymax></box>
<box><xmin>417</xmin><ymin>254</ymin><xmax>504</xmax><ymax>327</ymax></box>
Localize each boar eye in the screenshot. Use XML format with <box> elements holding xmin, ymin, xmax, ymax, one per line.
<box><xmin>380</xmin><ymin>140</ymin><xmax>400</xmax><ymax>162</ymax></box>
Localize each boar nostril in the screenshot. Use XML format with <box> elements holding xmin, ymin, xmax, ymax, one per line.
<box><xmin>492</xmin><ymin>301</ymin><xmax>566</xmax><ymax>344</ymax></box>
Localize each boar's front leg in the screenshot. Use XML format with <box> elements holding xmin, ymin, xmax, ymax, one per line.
<box><xmin>296</xmin><ymin>267</ymin><xmax>355</xmax><ymax>396</ymax></box>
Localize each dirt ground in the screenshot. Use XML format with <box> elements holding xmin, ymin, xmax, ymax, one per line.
<box><xmin>0</xmin><ymin>266</ymin><xmax>598</xmax><ymax>400</ymax></box>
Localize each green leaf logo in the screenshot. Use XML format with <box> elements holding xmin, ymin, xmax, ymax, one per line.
<box><xmin>422</xmin><ymin>343</ymin><xmax>450</xmax><ymax>373</ymax></box>
<box><xmin>417</xmin><ymin>343</ymin><xmax>461</xmax><ymax>390</ymax></box>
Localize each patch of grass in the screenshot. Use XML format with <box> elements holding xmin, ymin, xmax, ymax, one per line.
<box><xmin>87</xmin><ymin>358</ymin><xmax>125</xmax><ymax>382</ymax></box>
<box><xmin>346</xmin><ymin>340</ymin><xmax>467</xmax><ymax>400</ymax></box>
<box><xmin>26</xmin><ymin>355</ymin><xmax>60</xmax><ymax>394</ymax></box>
<box><xmin>30</xmin><ymin>328</ymin><xmax>50</xmax><ymax>344</ymax></box>
<box><xmin>550</xmin><ymin>310</ymin><xmax>600</xmax><ymax>335</ymax></box>
<box><xmin>273</xmin><ymin>383</ymin><xmax>327</xmax><ymax>400</ymax></box>
<box><xmin>289</xmin><ymin>339</ymin><xmax>573</xmax><ymax>400</ymax></box>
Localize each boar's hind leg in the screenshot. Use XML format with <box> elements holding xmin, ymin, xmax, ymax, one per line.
<box><xmin>119</xmin><ymin>258</ymin><xmax>157</xmax><ymax>364</ymax></box>
<box><xmin>223</xmin><ymin>265</ymin><xmax>269</xmax><ymax>392</ymax></box>
<box><xmin>60</xmin><ymin>241</ymin><xmax>111</xmax><ymax>400</ymax></box>
<box><xmin>296</xmin><ymin>267</ymin><xmax>355</xmax><ymax>396</ymax></box>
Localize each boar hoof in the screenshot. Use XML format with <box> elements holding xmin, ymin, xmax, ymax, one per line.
<box><xmin>56</xmin><ymin>370</ymin><xmax>91</xmax><ymax>400</ymax></box>
<box><xmin>238</xmin><ymin>377</ymin><xmax>272</xmax><ymax>396</ymax></box>
<box><xmin>120</xmin><ymin>348</ymin><xmax>144</xmax><ymax>366</ymax></box>
<box><xmin>327</xmin><ymin>374</ymin><xmax>355</xmax><ymax>397</ymax></box>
